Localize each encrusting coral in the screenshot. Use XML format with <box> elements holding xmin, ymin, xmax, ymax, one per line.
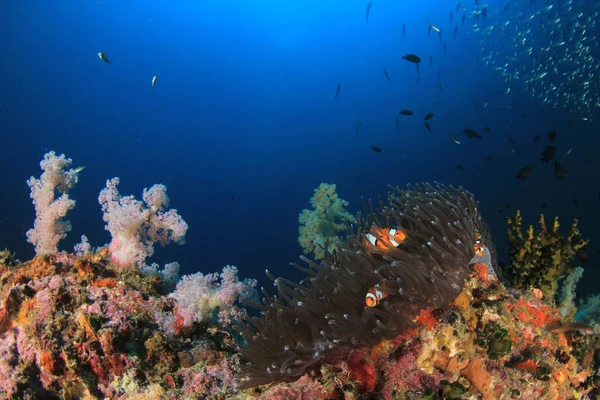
<box><xmin>504</xmin><ymin>210</ymin><xmax>589</xmax><ymax>302</ymax></box>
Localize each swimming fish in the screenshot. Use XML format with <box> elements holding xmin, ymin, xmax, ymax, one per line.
<box><xmin>451</xmin><ymin>136</ymin><xmax>460</xmax><ymax>144</ymax></box>
<box><xmin>97</xmin><ymin>51</ymin><xmax>110</xmax><ymax>63</ymax></box>
<box><xmin>364</xmin><ymin>227</ymin><xmax>406</xmax><ymax>250</ymax></box>
<box><xmin>151</xmin><ymin>76</ymin><xmax>157</xmax><ymax>88</ymax></box>
<box><xmin>554</xmin><ymin>161</ymin><xmax>568</xmax><ymax>179</ymax></box>
<box><xmin>334</xmin><ymin>83</ymin><xmax>341</xmax><ymax>100</ymax></box>
<box><xmin>402</xmin><ymin>54</ymin><xmax>421</xmax><ymax>64</ymax></box>
<box><xmin>562</xmin><ymin>148</ymin><xmax>572</xmax><ymax>158</ymax></box>
<box><xmin>424</xmin><ymin>122</ymin><xmax>431</xmax><ymax>131</ymax></box>
<box><xmin>402</xmin><ymin>24</ymin><xmax>406</xmax><ymax>38</ymax></box>
<box><xmin>548</xmin><ymin>130</ymin><xmax>557</xmax><ymax>142</ymax></box>
<box><xmin>383</xmin><ymin>67</ymin><xmax>391</xmax><ymax>83</ymax></box>
<box><xmin>424</xmin><ymin>112</ymin><xmax>434</xmax><ymax>120</ymax></box>
<box><xmin>540</xmin><ymin>145</ymin><xmax>556</xmax><ymax>163</ymax></box>
<box><xmin>370</xmin><ymin>146</ymin><xmax>382</xmax><ymax>153</ymax></box>
<box><xmin>425</xmin><ymin>20</ymin><xmax>441</xmax><ymax>33</ymax></box>
<box><xmin>365</xmin><ymin>283</ymin><xmax>389</xmax><ymax>307</ymax></box>
<box><xmin>516</xmin><ymin>166</ymin><xmax>533</xmax><ymax>179</ymax></box>
<box><xmin>366</xmin><ymin>2</ymin><xmax>372</xmax><ymax>22</ymax></box>
<box><xmin>355</xmin><ymin>121</ymin><xmax>362</xmax><ymax>134</ymax></box>
<box><xmin>73</xmin><ymin>166</ymin><xmax>86</xmax><ymax>173</ymax></box>
<box><xmin>399</xmin><ymin>110</ymin><xmax>414</xmax><ymax>116</ymax></box>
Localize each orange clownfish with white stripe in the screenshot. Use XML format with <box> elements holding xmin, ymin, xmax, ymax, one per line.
<box><xmin>365</xmin><ymin>283</ymin><xmax>390</xmax><ymax>307</ymax></box>
<box><xmin>364</xmin><ymin>227</ymin><xmax>407</xmax><ymax>250</ymax></box>
<box><xmin>473</xmin><ymin>231</ymin><xmax>484</xmax><ymax>256</ymax></box>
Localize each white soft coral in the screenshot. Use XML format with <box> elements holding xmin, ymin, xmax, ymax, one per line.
<box><xmin>98</xmin><ymin>177</ymin><xmax>188</xmax><ymax>267</ymax></box>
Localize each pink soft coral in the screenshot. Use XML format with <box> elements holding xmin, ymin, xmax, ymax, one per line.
<box><xmin>98</xmin><ymin>177</ymin><xmax>188</xmax><ymax>267</ymax></box>
<box><xmin>26</xmin><ymin>151</ymin><xmax>79</xmax><ymax>255</ymax></box>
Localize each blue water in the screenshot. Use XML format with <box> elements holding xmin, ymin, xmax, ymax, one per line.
<box><xmin>0</xmin><ymin>0</ymin><xmax>598</xmax><ymax>295</ymax></box>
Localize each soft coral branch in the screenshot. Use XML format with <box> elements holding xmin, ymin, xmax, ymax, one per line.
<box><xmin>98</xmin><ymin>178</ymin><xmax>188</xmax><ymax>267</ymax></box>
<box><xmin>26</xmin><ymin>151</ymin><xmax>79</xmax><ymax>255</ymax></box>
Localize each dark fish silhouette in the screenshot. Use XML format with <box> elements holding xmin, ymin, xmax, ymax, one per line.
<box><xmin>402</xmin><ymin>24</ymin><xmax>406</xmax><ymax>38</ymax></box>
<box><xmin>516</xmin><ymin>166</ymin><xmax>533</xmax><ymax>179</ymax></box>
<box><xmin>383</xmin><ymin>67</ymin><xmax>391</xmax><ymax>83</ymax></box>
<box><xmin>554</xmin><ymin>160</ymin><xmax>567</xmax><ymax>178</ymax></box>
<box><xmin>502</xmin><ymin>1</ymin><xmax>510</xmax><ymax>13</ymax></box>
<box><xmin>424</xmin><ymin>122</ymin><xmax>431</xmax><ymax>131</ymax></box>
<box><xmin>399</xmin><ymin>110</ymin><xmax>414</xmax><ymax>116</ymax></box>
<box><xmin>334</xmin><ymin>83</ymin><xmax>341</xmax><ymax>100</ymax></box>
<box><xmin>486</xmin><ymin>156</ymin><xmax>493</xmax><ymax>162</ymax></box>
<box><xmin>366</xmin><ymin>2</ymin><xmax>372</xmax><ymax>22</ymax></box>
<box><xmin>429</xmin><ymin>55</ymin><xmax>433</xmax><ymax>67</ymax></box>
<box><xmin>370</xmin><ymin>145</ymin><xmax>382</xmax><ymax>153</ymax></box>
<box><xmin>540</xmin><ymin>145</ymin><xmax>556</xmax><ymax>163</ymax></box>
<box><xmin>424</xmin><ymin>113</ymin><xmax>434</xmax><ymax>120</ymax></box>
<box><xmin>548</xmin><ymin>130</ymin><xmax>557</xmax><ymax>142</ymax></box>
<box><xmin>463</xmin><ymin>128</ymin><xmax>482</xmax><ymax>139</ymax></box>
<box><xmin>231</xmin><ymin>194</ymin><xmax>235</xmax><ymax>200</ymax></box>
<box><xmin>454</xmin><ymin>25</ymin><xmax>458</xmax><ymax>38</ymax></box>
<box><xmin>450</xmin><ymin>11</ymin><xmax>453</xmax><ymax>23</ymax></box>
<box><xmin>484</xmin><ymin>126</ymin><xmax>490</xmax><ymax>132</ymax></box>
<box><xmin>533</xmin><ymin>136</ymin><xmax>541</xmax><ymax>143</ymax></box>
<box><xmin>402</xmin><ymin>54</ymin><xmax>421</xmax><ymax>63</ymax></box>
<box><xmin>456</xmin><ymin>164</ymin><xmax>465</xmax><ymax>170</ymax></box>
<box><xmin>355</xmin><ymin>121</ymin><xmax>362</xmax><ymax>134</ymax></box>
<box><xmin>443</xmin><ymin>43</ymin><xmax>447</xmax><ymax>56</ymax></box>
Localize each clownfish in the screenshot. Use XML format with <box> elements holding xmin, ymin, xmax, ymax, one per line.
<box><xmin>364</xmin><ymin>227</ymin><xmax>406</xmax><ymax>250</ymax></box>
<box><xmin>473</xmin><ymin>231</ymin><xmax>484</xmax><ymax>256</ymax></box>
<box><xmin>365</xmin><ymin>283</ymin><xmax>389</xmax><ymax>307</ymax></box>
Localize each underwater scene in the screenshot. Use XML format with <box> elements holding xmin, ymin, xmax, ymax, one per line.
<box><xmin>1</xmin><ymin>0</ymin><xmax>600</xmax><ymax>398</ymax></box>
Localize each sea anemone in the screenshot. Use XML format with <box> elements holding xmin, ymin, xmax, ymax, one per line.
<box><xmin>234</xmin><ymin>183</ymin><xmax>495</xmax><ymax>388</ymax></box>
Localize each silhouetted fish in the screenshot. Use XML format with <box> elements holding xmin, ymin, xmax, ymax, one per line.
<box><xmin>383</xmin><ymin>67</ymin><xmax>391</xmax><ymax>83</ymax></box>
<box><xmin>334</xmin><ymin>83</ymin><xmax>341</xmax><ymax>100</ymax></box>
<box><xmin>402</xmin><ymin>24</ymin><xmax>406</xmax><ymax>38</ymax></box>
<box><xmin>399</xmin><ymin>110</ymin><xmax>414</xmax><ymax>116</ymax></box>
<box><xmin>540</xmin><ymin>145</ymin><xmax>556</xmax><ymax>163</ymax></box>
<box><xmin>516</xmin><ymin>166</ymin><xmax>533</xmax><ymax>179</ymax></box>
<box><xmin>355</xmin><ymin>121</ymin><xmax>362</xmax><ymax>134</ymax></box>
<box><xmin>366</xmin><ymin>2</ymin><xmax>372</xmax><ymax>22</ymax></box>
<box><xmin>424</xmin><ymin>113</ymin><xmax>434</xmax><ymax>120</ymax></box>
<box><xmin>370</xmin><ymin>145</ymin><xmax>382</xmax><ymax>153</ymax></box>
<box><xmin>554</xmin><ymin>161</ymin><xmax>567</xmax><ymax>179</ymax></box>
<box><xmin>548</xmin><ymin>130</ymin><xmax>557</xmax><ymax>142</ymax></box>
<box><xmin>402</xmin><ymin>54</ymin><xmax>421</xmax><ymax>63</ymax></box>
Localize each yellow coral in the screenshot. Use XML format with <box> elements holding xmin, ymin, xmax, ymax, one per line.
<box><xmin>298</xmin><ymin>183</ymin><xmax>354</xmax><ymax>260</ymax></box>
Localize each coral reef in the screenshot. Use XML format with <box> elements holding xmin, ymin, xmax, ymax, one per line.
<box><xmin>505</xmin><ymin>210</ymin><xmax>589</xmax><ymax>302</ymax></box>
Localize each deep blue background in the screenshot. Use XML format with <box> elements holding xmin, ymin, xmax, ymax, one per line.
<box><xmin>0</xmin><ymin>0</ymin><xmax>598</xmax><ymax>296</ymax></box>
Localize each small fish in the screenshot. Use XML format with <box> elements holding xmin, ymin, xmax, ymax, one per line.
<box><xmin>449</xmin><ymin>11</ymin><xmax>453</xmax><ymax>23</ymax></box>
<box><xmin>425</xmin><ymin>20</ymin><xmax>441</xmax><ymax>33</ymax></box>
<box><xmin>554</xmin><ymin>161</ymin><xmax>567</xmax><ymax>179</ymax></box>
<box><xmin>402</xmin><ymin>24</ymin><xmax>406</xmax><ymax>38</ymax></box>
<box><xmin>508</xmin><ymin>148</ymin><xmax>515</xmax><ymax>156</ymax></box>
<box><xmin>486</xmin><ymin>156</ymin><xmax>493</xmax><ymax>162</ymax></box>
<box><xmin>533</xmin><ymin>136</ymin><xmax>541</xmax><ymax>143</ymax></box>
<box><xmin>355</xmin><ymin>121</ymin><xmax>362</xmax><ymax>134</ymax></box>
<box><xmin>383</xmin><ymin>67</ymin><xmax>391</xmax><ymax>83</ymax></box>
<box><xmin>443</xmin><ymin>43</ymin><xmax>447</xmax><ymax>56</ymax></box>
<box><xmin>366</xmin><ymin>2</ymin><xmax>372</xmax><ymax>22</ymax></box>
<box><xmin>550</xmin><ymin>322</ymin><xmax>593</xmax><ymax>335</ymax></box>
<box><xmin>509</xmin><ymin>136</ymin><xmax>515</xmax><ymax>145</ymax></box>
<box><xmin>516</xmin><ymin>166</ymin><xmax>533</xmax><ymax>179</ymax></box>
<box><xmin>151</xmin><ymin>75</ymin><xmax>157</xmax><ymax>88</ymax></box>
<box><xmin>73</xmin><ymin>166</ymin><xmax>86</xmax><ymax>173</ymax></box>
<box><xmin>231</xmin><ymin>194</ymin><xmax>235</xmax><ymax>200</ymax></box>
<box><xmin>364</xmin><ymin>227</ymin><xmax>406</xmax><ymax>250</ymax></box>
<box><xmin>424</xmin><ymin>113</ymin><xmax>434</xmax><ymax>120</ymax></box>
<box><xmin>451</xmin><ymin>136</ymin><xmax>460</xmax><ymax>144</ymax></box>
<box><xmin>402</xmin><ymin>54</ymin><xmax>421</xmax><ymax>64</ymax></box>
<box><xmin>399</xmin><ymin>110</ymin><xmax>414</xmax><ymax>116</ymax></box>
<box><xmin>395</xmin><ymin>118</ymin><xmax>400</xmax><ymax>135</ymax></box>
<box><xmin>98</xmin><ymin>51</ymin><xmax>110</xmax><ymax>63</ymax></box>
<box><xmin>456</xmin><ymin>164</ymin><xmax>465</xmax><ymax>170</ymax></box>
<box><xmin>370</xmin><ymin>146</ymin><xmax>382</xmax><ymax>153</ymax></box>
<box><xmin>548</xmin><ymin>130</ymin><xmax>557</xmax><ymax>142</ymax></box>
<box><xmin>463</xmin><ymin>128</ymin><xmax>482</xmax><ymax>139</ymax></box>
<box><xmin>483</xmin><ymin>126</ymin><xmax>490</xmax><ymax>132</ymax></box>
<box><xmin>540</xmin><ymin>145</ymin><xmax>556</xmax><ymax>163</ymax></box>
<box><xmin>334</xmin><ymin>83</ymin><xmax>341</xmax><ymax>100</ymax></box>
<box><xmin>461</xmin><ymin>13</ymin><xmax>466</xmax><ymax>25</ymax></box>
<box><xmin>424</xmin><ymin>122</ymin><xmax>431</xmax><ymax>131</ymax></box>
<box><xmin>502</xmin><ymin>1</ymin><xmax>510</xmax><ymax>13</ymax></box>
<box><xmin>429</xmin><ymin>55</ymin><xmax>432</xmax><ymax>67</ymax></box>
<box><xmin>562</xmin><ymin>148</ymin><xmax>572</xmax><ymax>158</ymax></box>
<box><xmin>365</xmin><ymin>285</ymin><xmax>388</xmax><ymax>307</ymax></box>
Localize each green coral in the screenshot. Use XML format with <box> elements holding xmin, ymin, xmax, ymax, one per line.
<box><xmin>505</xmin><ymin>210</ymin><xmax>588</xmax><ymax>302</ymax></box>
<box><xmin>298</xmin><ymin>183</ymin><xmax>354</xmax><ymax>260</ymax></box>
